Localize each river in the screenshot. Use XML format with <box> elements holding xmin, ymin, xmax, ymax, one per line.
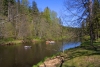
<box><xmin>0</xmin><ymin>41</ymin><xmax>81</xmax><ymax>67</ymax></box>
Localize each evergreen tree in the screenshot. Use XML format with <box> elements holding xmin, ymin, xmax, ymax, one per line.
<box><xmin>32</xmin><ymin>1</ymin><xmax>39</xmax><ymax>15</ymax></box>
<box><xmin>3</xmin><ymin>0</ymin><xmax>8</xmax><ymax>16</ymax></box>
<box><xmin>43</xmin><ymin>7</ymin><xmax>51</xmax><ymax>23</ymax></box>
<box><xmin>0</xmin><ymin>0</ymin><xmax>3</xmax><ymax>14</ymax></box>
<box><xmin>3</xmin><ymin>0</ymin><xmax>15</xmax><ymax>16</ymax></box>
<box><xmin>93</xmin><ymin>0</ymin><xmax>100</xmax><ymax>40</ymax></box>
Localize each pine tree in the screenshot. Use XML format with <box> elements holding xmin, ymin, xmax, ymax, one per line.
<box><xmin>3</xmin><ymin>0</ymin><xmax>8</xmax><ymax>16</ymax></box>
<box><xmin>32</xmin><ymin>1</ymin><xmax>39</xmax><ymax>15</ymax></box>
<box><xmin>3</xmin><ymin>0</ymin><xmax>15</xmax><ymax>16</ymax></box>
<box><xmin>0</xmin><ymin>0</ymin><xmax>3</xmax><ymax>14</ymax></box>
<box><xmin>43</xmin><ymin>7</ymin><xmax>51</xmax><ymax>23</ymax></box>
<box><xmin>93</xmin><ymin>0</ymin><xmax>100</xmax><ymax>40</ymax></box>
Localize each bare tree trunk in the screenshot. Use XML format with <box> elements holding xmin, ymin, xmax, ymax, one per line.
<box><xmin>89</xmin><ymin>0</ymin><xmax>93</xmax><ymax>45</ymax></box>
<box><xmin>8</xmin><ymin>2</ymin><xmax>10</xmax><ymax>21</ymax></box>
<box><xmin>17</xmin><ymin>0</ymin><xmax>20</xmax><ymax>15</ymax></box>
<box><xmin>8</xmin><ymin>2</ymin><xmax>13</xmax><ymax>22</ymax></box>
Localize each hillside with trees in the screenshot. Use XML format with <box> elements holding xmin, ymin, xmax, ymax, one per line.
<box><xmin>0</xmin><ymin>0</ymin><xmax>79</xmax><ymax>44</ymax></box>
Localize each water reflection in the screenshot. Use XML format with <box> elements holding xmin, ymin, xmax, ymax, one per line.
<box><xmin>0</xmin><ymin>41</ymin><xmax>81</xmax><ymax>67</ymax></box>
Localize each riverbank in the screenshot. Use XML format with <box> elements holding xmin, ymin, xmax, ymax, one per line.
<box><xmin>33</xmin><ymin>39</ymin><xmax>100</xmax><ymax>67</ymax></box>
<box><xmin>0</xmin><ymin>36</ymin><xmax>67</xmax><ymax>45</ymax></box>
<box><xmin>0</xmin><ymin>38</ymin><xmax>42</xmax><ymax>45</ymax></box>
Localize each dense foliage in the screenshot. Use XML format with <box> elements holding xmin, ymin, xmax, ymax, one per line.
<box><xmin>0</xmin><ymin>0</ymin><xmax>77</xmax><ymax>41</ymax></box>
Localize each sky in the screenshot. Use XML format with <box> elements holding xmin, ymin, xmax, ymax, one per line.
<box><xmin>29</xmin><ymin>0</ymin><xmax>64</xmax><ymax>17</ymax></box>
<box><xmin>28</xmin><ymin>0</ymin><xmax>82</xmax><ymax>27</ymax></box>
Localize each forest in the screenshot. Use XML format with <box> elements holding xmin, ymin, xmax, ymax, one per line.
<box><xmin>0</xmin><ymin>0</ymin><xmax>79</xmax><ymax>44</ymax></box>
<box><xmin>0</xmin><ymin>0</ymin><xmax>99</xmax><ymax>46</ymax></box>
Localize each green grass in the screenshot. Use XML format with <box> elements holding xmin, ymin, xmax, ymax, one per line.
<box><xmin>33</xmin><ymin>61</ymin><xmax>43</xmax><ymax>67</ymax></box>
<box><xmin>61</xmin><ymin>49</ymin><xmax>100</xmax><ymax>67</ymax></box>
<box><xmin>0</xmin><ymin>38</ymin><xmax>15</xmax><ymax>44</ymax></box>
<box><xmin>60</xmin><ymin>39</ymin><xmax>100</xmax><ymax>67</ymax></box>
<box><xmin>32</xmin><ymin>52</ymin><xmax>61</xmax><ymax>67</ymax></box>
<box><xmin>32</xmin><ymin>57</ymin><xmax>49</xmax><ymax>67</ymax></box>
<box><xmin>63</xmin><ymin>55</ymin><xmax>100</xmax><ymax>67</ymax></box>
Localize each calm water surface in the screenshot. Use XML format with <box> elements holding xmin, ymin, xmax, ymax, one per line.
<box><xmin>0</xmin><ymin>41</ymin><xmax>81</xmax><ymax>67</ymax></box>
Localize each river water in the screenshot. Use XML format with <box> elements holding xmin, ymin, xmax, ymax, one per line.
<box><xmin>0</xmin><ymin>41</ymin><xmax>81</xmax><ymax>67</ymax></box>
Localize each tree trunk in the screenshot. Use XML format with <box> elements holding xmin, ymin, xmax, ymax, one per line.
<box><xmin>8</xmin><ymin>2</ymin><xmax>10</xmax><ymax>21</ymax></box>
<box><xmin>89</xmin><ymin>0</ymin><xmax>97</xmax><ymax>50</ymax></box>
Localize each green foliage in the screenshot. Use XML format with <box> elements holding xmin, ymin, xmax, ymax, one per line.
<box><xmin>3</xmin><ymin>0</ymin><xmax>8</xmax><ymax>16</ymax></box>
<box><xmin>4</xmin><ymin>37</ymin><xmax>15</xmax><ymax>42</ymax></box>
<box><xmin>0</xmin><ymin>0</ymin><xmax>76</xmax><ymax>43</ymax></box>
<box><xmin>32</xmin><ymin>1</ymin><xmax>39</xmax><ymax>15</ymax></box>
<box><xmin>0</xmin><ymin>39</ymin><xmax>6</xmax><ymax>44</ymax></box>
<box><xmin>0</xmin><ymin>37</ymin><xmax>15</xmax><ymax>44</ymax></box>
<box><xmin>3</xmin><ymin>0</ymin><xmax>15</xmax><ymax>16</ymax></box>
<box><xmin>63</xmin><ymin>55</ymin><xmax>100</xmax><ymax>67</ymax></box>
<box><xmin>82</xmin><ymin>35</ymin><xmax>90</xmax><ymax>41</ymax></box>
<box><xmin>60</xmin><ymin>40</ymin><xmax>100</xmax><ymax>67</ymax></box>
<box><xmin>43</xmin><ymin>7</ymin><xmax>51</xmax><ymax>23</ymax></box>
<box><xmin>33</xmin><ymin>61</ymin><xmax>43</xmax><ymax>67</ymax></box>
<box><xmin>80</xmin><ymin>0</ymin><xmax>100</xmax><ymax>43</ymax></box>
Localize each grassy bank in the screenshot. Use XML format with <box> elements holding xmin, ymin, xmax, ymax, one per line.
<box><xmin>60</xmin><ymin>39</ymin><xmax>100</xmax><ymax>67</ymax></box>
<box><xmin>0</xmin><ymin>36</ymin><xmax>67</xmax><ymax>45</ymax></box>
<box><xmin>32</xmin><ymin>53</ymin><xmax>60</xmax><ymax>67</ymax></box>
<box><xmin>61</xmin><ymin>46</ymin><xmax>100</xmax><ymax>67</ymax></box>
<box><xmin>0</xmin><ymin>38</ymin><xmax>43</xmax><ymax>45</ymax></box>
<box><xmin>33</xmin><ymin>38</ymin><xmax>100</xmax><ymax>67</ymax></box>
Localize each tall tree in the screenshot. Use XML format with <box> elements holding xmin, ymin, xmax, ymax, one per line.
<box><xmin>93</xmin><ymin>0</ymin><xmax>100</xmax><ymax>40</ymax></box>
<box><xmin>88</xmin><ymin>0</ymin><xmax>95</xmax><ymax>47</ymax></box>
<box><xmin>43</xmin><ymin>7</ymin><xmax>51</xmax><ymax>23</ymax></box>
<box><xmin>31</xmin><ymin>1</ymin><xmax>39</xmax><ymax>37</ymax></box>
<box><xmin>32</xmin><ymin>1</ymin><xmax>39</xmax><ymax>15</ymax></box>
<box><xmin>3</xmin><ymin>0</ymin><xmax>15</xmax><ymax>15</ymax></box>
<box><xmin>63</xmin><ymin>0</ymin><xmax>99</xmax><ymax>48</ymax></box>
<box><xmin>17</xmin><ymin>0</ymin><xmax>21</xmax><ymax>14</ymax></box>
<box><xmin>0</xmin><ymin>0</ymin><xmax>3</xmax><ymax>15</ymax></box>
<box><xmin>8</xmin><ymin>0</ymin><xmax>15</xmax><ymax>21</ymax></box>
<box><xmin>3</xmin><ymin>0</ymin><xmax>8</xmax><ymax>16</ymax></box>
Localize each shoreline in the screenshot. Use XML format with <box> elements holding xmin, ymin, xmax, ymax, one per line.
<box><xmin>0</xmin><ymin>39</ymin><xmax>43</xmax><ymax>46</ymax></box>
<box><xmin>33</xmin><ymin>40</ymin><xmax>100</xmax><ymax>67</ymax></box>
<box><xmin>0</xmin><ymin>37</ymin><xmax>67</xmax><ymax>46</ymax></box>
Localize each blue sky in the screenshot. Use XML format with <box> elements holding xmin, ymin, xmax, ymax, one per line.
<box><xmin>29</xmin><ymin>0</ymin><xmax>64</xmax><ymax>17</ymax></box>
<box><xmin>28</xmin><ymin>0</ymin><xmax>83</xmax><ymax>27</ymax></box>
